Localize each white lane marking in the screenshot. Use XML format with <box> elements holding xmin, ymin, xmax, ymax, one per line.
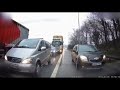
<box><xmin>51</xmin><ymin>58</ymin><xmax>56</xmax><ymax>64</ymax></box>
<box><xmin>51</xmin><ymin>49</ymin><xmax>64</xmax><ymax>78</ymax></box>
<box><xmin>53</xmin><ymin>58</ymin><xmax>56</xmax><ymax>62</ymax></box>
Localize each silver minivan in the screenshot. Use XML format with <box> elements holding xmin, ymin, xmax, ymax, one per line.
<box><xmin>5</xmin><ymin>38</ymin><xmax>51</xmax><ymax>76</ymax></box>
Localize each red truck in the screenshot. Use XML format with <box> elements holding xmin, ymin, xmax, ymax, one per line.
<box><xmin>0</xmin><ymin>14</ymin><xmax>29</xmax><ymax>58</ymax></box>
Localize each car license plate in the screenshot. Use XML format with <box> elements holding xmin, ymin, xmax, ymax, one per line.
<box><xmin>92</xmin><ymin>62</ymin><xmax>101</xmax><ymax>66</ymax></box>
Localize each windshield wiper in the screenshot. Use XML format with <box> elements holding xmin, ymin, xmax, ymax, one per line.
<box><xmin>86</xmin><ymin>51</ymin><xmax>94</xmax><ymax>52</ymax></box>
<box><xmin>15</xmin><ymin>46</ymin><xmax>30</xmax><ymax>48</ymax></box>
<box><xmin>86</xmin><ymin>50</ymin><xmax>98</xmax><ymax>52</ymax></box>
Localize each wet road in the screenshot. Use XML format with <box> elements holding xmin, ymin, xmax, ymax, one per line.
<box><xmin>56</xmin><ymin>48</ymin><xmax>120</xmax><ymax>78</ymax></box>
<box><xmin>0</xmin><ymin>48</ymin><xmax>120</xmax><ymax>78</ymax></box>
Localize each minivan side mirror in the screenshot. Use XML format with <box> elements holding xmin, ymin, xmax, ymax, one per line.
<box><xmin>73</xmin><ymin>50</ymin><xmax>78</xmax><ymax>54</ymax></box>
<box><xmin>41</xmin><ymin>46</ymin><xmax>46</xmax><ymax>51</ymax></box>
<box><xmin>72</xmin><ymin>49</ymin><xmax>76</xmax><ymax>52</ymax></box>
<box><xmin>76</xmin><ymin>51</ymin><xmax>78</xmax><ymax>55</ymax></box>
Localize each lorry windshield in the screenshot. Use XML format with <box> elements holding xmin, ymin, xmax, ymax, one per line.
<box><xmin>14</xmin><ymin>39</ymin><xmax>39</xmax><ymax>49</ymax></box>
<box><xmin>52</xmin><ymin>41</ymin><xmax>62</xmax><ymax>47</ymax></box>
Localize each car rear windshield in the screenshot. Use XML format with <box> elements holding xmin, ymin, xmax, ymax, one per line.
<box><xmin>14</xmin><ymin>39</ymin><xmax>39</xmax><ymax>49</ymax></box>
<box><xmin>78</xmin><ymin>45</ymin><xmax>98</xmax><ymax>52</ymax></box>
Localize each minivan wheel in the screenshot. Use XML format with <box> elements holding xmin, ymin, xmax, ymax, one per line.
<box><xmin>48</xmin><ymin>56</ymin><xmax>51</xmax><ymax>64</ymax></box>
<box><xmin>34</xmin><ymin>63</ymin><xmax>41</xmax><ymax>77</ymax></box>
<box><xmin>48</xmin><ymin>58</ymin><xmax>51</xmax><ymax>64</ymax></box>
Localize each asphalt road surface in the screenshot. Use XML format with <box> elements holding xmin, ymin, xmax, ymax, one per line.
<box><xmin>0</xmin><ymin>47</ymin><xmax>120</xmax><ymax>78</ymax></box>
<box><xmin>56</xmin><ymin>48</ymin><xmax>120</xmax><ymax>78</ymax></box>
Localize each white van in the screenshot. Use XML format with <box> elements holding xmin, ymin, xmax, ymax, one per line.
<box><xmin>5</xmin><ymin>38</ymin><xmax>51</xmax><ymax>76</ymax></box>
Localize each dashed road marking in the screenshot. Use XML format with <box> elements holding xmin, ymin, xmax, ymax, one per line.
<box><xmin>51</xmin><ymin>49</ymin><xmax>64</xmax><ymax>78</ymax></box>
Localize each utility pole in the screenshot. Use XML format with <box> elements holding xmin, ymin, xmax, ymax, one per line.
<box><xmin>78</xmin><ymin>12</ymin><xmax>80</xmax><ymax>30</ymax></box>
<box><xmin>78</xmin><ymin>12</ymin><xmax>84</xmax><ymax>44</ymax></box>
<box><xmin>78</xmin><ymin>12</ymin><xmax>81</xmax><ymax>44</ymax></box>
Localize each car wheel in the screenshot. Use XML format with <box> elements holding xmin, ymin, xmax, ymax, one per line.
<box><xmin>72</xmin><ymin>58</ymin><xmax>74</xmax><ymax>62</ymax></box>
<box><xmin>75</xmin><ymin>59</ymin><xmax>80</xmax><ymax>69</ymax></box>
<box><xmin>79</xmin><ymin>61</ymin><xmax>83</xmax><ymax>69</ymax></box>
<box><xmin>34</xmin><ymin>63</ymin><xmax>41</xmax><ymax>77</ymax></box>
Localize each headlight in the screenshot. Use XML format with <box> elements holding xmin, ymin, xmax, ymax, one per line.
<box><xmin>5</xmin><ymin>55</ymin><xmax>7</xmax><ymax>60</ymax></box>
<box><xmin>103</xmin><ymin>55</ymin><xmax>106</xmax><ymax>59</ymax></box>
<box><xmin>80</xmin><ymin>55</ymin><xmax>88</xmax><ymax>62</ymax></box>
<box><xmin>53</xmin><ymin>50</ymin><xmax>56</xmax><ymax>52</ymax></box>
<box><xmin>21</xmin><ymin>58</ymin><xmax>32</xmax><ymax>64</ymax></box>
<box><xmin>51</xmin><ymin>49</ymin><xmax>56</xmax><ymax>53</ymax></box>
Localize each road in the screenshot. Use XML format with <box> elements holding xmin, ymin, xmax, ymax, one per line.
<box><xmin>0</xmin><ymin>47</ymin><xmax>120</xmax><ymax>78</ymax></box>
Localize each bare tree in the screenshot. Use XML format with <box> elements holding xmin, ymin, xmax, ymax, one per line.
<box><xmin>69</xmin><ymin>12</ymin><xmax>120</xmax><ymax>50</ymax></box>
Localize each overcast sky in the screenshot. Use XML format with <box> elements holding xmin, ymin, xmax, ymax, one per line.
<box><xmin>6</xmin><ymin>12</ymin><xmax>90</xmax><ymax>45</ymax></box>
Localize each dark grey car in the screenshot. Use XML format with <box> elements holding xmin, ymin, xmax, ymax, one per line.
<box><xmin>5</xmin><ymin>38</ymin><xmax>51</xmax><ymax>77</ymax></box>
<box><xmin>71</xmin><ymin>44</ymin><xmax>106</xmax><ymax>69</ymax></box>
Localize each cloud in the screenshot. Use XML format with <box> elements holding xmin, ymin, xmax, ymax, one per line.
<box><xmin>8</xmin><ymin>12</ymin><xmax>90</xmax><ymax>45</ymax></box>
